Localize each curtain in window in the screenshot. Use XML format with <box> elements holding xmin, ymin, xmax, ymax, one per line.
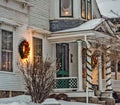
<box><xmin>60</xmin><ymin>0</ymin><xmax>73</xmax><ymax>17</ymax></box>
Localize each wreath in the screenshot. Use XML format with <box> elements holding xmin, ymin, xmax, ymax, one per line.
<box><xmin>19</xmin><ymin>40</ymin><xmax>30</xmax><ymax>59</ymax></box>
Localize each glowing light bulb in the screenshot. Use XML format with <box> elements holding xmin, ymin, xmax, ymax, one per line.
<box><xmin>65</xmin><ymin>11</ymin><xmax>69</xmax><ymax>15</ymax></box>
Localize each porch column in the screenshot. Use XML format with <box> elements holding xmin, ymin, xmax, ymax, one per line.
<box><xmin>77</xmin><ymin>41</ymin><xmax>83</xmax><ymax>91</ymax></box>
<box><xmin>98</xmin><ymin>52</ymin><xmax>102</xmax><ymax>91</ymax></box>
<box><xmin>105</xmin><ymin>45</ymin><xmax>112</xmax><ymax>97</ymax></box>
<box><xmin>86</xmin><ymin>44</ymin><xmax>92</xmax><ymax>103</ymax></box>
<box><xmin>86</xmin><ymin>48</ymin><xmax>92</xmax><ymax>90</ymax></box>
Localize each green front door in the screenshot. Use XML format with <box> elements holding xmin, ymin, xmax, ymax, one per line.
<box><xmin>56</xmin><ymin>43</ymin><xmax>69</xmax><ymax>88</ymax></box>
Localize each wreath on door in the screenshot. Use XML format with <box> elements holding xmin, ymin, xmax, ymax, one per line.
<box><xmin>19</xmin><ymin>40</ymin><xmax>30</xmax><ymax>59</ymax></box>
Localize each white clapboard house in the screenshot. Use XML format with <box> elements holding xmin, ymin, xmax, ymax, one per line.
<box><xmin>0</xmin><ymin>0</ymin><xmax>120</xmax><ymax>98</ymax></box>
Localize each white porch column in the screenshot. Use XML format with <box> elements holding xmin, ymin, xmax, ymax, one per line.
<box><xmin>98</xmin><ymin>53</ymin><xmax>102</xmax><ymax>91</ymax></box>
<box><xmin>77</xmin><ymin>41</ymin><xmax>83</xmax><ymax>91</ymax></box>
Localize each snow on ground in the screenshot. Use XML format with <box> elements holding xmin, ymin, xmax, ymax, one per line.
<box><xmin>0</xmin><ymin>95</ymin><xmax>119</xmax><ymax>105</ymax></box>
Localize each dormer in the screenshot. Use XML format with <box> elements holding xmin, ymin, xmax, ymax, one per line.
<box><xmin>50</xmin><ymin>0</ymin><xmax>93</xmax><ymax>20</ymax></box>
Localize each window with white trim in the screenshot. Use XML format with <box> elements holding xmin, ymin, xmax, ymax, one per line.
<box><xmin>59</xmin><ymin>0</ymin><xmax>73</xmax><ymax>17</ymax></box>
<box><xmin>81</xmin><ymin>0</ymin><xmax>92</xmax><ymax>20</ymax></box>
<box><xmin>81</xmin><ymin>0</ymin><xmax>86</xmax><ymax>19</ymax></box>
<box><xmin>87</xmin><ymin>0</ymin><xmax>92</xmax><ymax>20</ymax></box>
<box><xmin>33</xmin><ymin>37</ymin><xmax>42</xmax><ymax>62</ymax></box>
<box><xmin>1</xmin><ymin>30</ymin><xmax>13</xmax><ymax>72</ymax></box>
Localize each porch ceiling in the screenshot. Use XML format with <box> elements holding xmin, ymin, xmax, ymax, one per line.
<box><xmin>48</xmin><ymin>30</ymin><xmax>111</xmax><ymax>43</ymax></box>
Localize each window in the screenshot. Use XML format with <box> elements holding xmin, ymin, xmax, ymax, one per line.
<box><xmin>81</xmin><ymin>0</ymin><xmax>92</xmax><ymax>20</ymax></box>
<box><xmin>87</xmin><ymin>0</ymin><xmax>92</xmax><ymax>20</ymax></box>
<box><xmin>33</xmin><ymin>37</ymin><xmax>42</xmax><ymax>62</ymax></box>
<box><xmin>1</xmin><ymin>30</ymin><xmax>13</xmax><ymax>72</ymax></box>
<box><xmin>81</xmin><ymin>0</ymin><xmax>86</xmax><ymax>19</ymax></box>
<box><xmin>60</xmin><ymin>0</ymin><xmax>73</xmax><ymax>17</ymax></box>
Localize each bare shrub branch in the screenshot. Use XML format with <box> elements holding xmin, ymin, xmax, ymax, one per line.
<box><xmin>18</xmin><ymin>58</ymin><xmax>56</xmax><ymax>103</ymax></box>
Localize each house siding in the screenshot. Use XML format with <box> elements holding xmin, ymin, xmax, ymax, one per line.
<box><xmin>28</xmin><ymin>0</ymin><xmax>50</xmax><ymax>31</ymax></box>
<box><xmin>0</xmin><ymin>0</ymin><xmax>29</xmax><ymax>92</ymax></box>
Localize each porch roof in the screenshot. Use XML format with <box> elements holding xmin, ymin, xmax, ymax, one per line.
<box><xmin>48</xmin><ymin>30</ymin><xmax>111</xmax><ymax>43</ymax></box>
<box><xmin>48</xmin><ymin>18</ymin><xmax>112</xmax><ymax>43</ymax></box>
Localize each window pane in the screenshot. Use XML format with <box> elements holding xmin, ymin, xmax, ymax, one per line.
<box><xmin>60</xmin><ymin>0</ymin><xmax>73</xmax><ymax>17</ymax></box>
<box><xmin>2</xmin><ymin>30</ymin><xmax>13</xmax><ymax>50</ymax></box>
<box><xmin>87</xmin><ymin>0</ymin><xmax>92</xmax><ymax>20</ymax></box>
<box><xmin>1</xmin><ymin>51</ymin><xmax>13</xmax><ymax>71</ymax></box>
<box><xmin>1</xmin><ymin>30</ymin><xmax>13</xmax><ymax>72</ymax></box>
<box><xmin>33</xmin><ymin>38</ymin><xmax>42</xmax><ymax>61</ymax></box>
<box><xmin>81</xmin><ymin>0</ymin><xmax>86</xmax><ymax>19</ymax></box>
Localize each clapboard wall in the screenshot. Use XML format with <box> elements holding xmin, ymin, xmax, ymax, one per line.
<box><xmin>0</xmin><ymin>0</ymin><xmax>29</xmax><ymax>92</ymax></box>
<box><xmin>28</xmin><ymin>0</ymin><xmax>50</xmax><ymax>31</ymax></box>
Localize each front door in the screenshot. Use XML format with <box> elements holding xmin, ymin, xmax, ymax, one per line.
<box><xmin>56</xmin><ymin>43</ymin><xmax>69</xmax><ymax>88</ymax></box>
<box><xmin>56</xmin><ymin>43</ymin><xmax>69</xmax><ymax>77</ymax></box>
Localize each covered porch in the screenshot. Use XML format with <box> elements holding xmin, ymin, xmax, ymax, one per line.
<box><xmin>48</xmin><ymin>18</ymin><xmax>120</xmax><ymax>97</ymax></box>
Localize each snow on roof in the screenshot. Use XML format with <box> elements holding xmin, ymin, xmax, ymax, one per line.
<box><xmin>96</xmin><ymin>0</ymin><xmax>120</xmax><ymax>18</ymax></box>
<box><xmin>54</xmin><ymin>18</ymin><xmax>104</xmax><ymax>33</ymax></box>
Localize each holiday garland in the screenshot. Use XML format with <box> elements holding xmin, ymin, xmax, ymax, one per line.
<box><xmin>19</xmin><ymin>40</ymin><xmax>30</xmax><ymax>59</ymax></box>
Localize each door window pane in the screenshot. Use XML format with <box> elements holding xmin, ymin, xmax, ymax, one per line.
<box><xmin>56</xmin><ymin>43</ymin><xmax>69</xmax><ymax>77</ymax></box>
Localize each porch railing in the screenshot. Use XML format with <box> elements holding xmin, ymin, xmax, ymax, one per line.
<box><xmin>54</xmin><ymin>77</ymin><xmax>78</xmax><ymax>90</ymax></box>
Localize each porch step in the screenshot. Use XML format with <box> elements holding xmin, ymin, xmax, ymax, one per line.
<box><xmin>52</xmin><ymin>90</ymin><xmax>94</xmax><ymax>97</ymax></box>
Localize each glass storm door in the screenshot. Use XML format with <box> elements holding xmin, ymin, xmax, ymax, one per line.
<box><xmin>56</xmin><ymin>43</ymin><xmax>69</xmax><ymax>77</ymax></box>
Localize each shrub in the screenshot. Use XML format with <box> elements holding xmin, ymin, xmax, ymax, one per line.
<box><xmin>18</xmin><ymin>58</ymin><xmax>56</xmax><ymax>103</ymax></box>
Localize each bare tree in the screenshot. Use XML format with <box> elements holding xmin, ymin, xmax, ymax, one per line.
<box><xmin>18</xmin><ymin>58</ymin><xmax>56</xmax><ymax>103</ymax></box>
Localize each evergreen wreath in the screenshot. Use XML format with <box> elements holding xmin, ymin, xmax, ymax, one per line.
<box><xmin>19</xmin><ymin>40</ymin><xmax>30</xmax><ymax>59</ymax></box>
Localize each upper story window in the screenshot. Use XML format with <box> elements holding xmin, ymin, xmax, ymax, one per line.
<box><xmin>81</xmin><ymin>0</ymin><xmax>86</xmax><ymax>19</ymax></box>
<box><xmin>81</xmin><ymin>0</ymin><xmax>92</xmax><ymax>20</ymax></box>
<box><xmin>1</xmin><ymin>30</ymin><xmax>13</xmax><ymax>72</ymax></box>
<box><xmin>59</xmin><ymin>0</ymin><xmax>73</xmax><ymax>17</ymax></box>
<box><xmin>87</xmin><ymin>0</ymin><xmax>92</xmax><ymax>20</ymax></box>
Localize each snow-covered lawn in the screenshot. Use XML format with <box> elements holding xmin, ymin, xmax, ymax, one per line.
<box><xmin>0</xmin><ymin>95</ymin><xmax>119</xmax><ymax>105</ymax></box>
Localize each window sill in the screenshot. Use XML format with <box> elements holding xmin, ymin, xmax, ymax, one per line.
<box><xmin>0</xmin><ymin>71</ymin><xmax>15</xmax><ymax>75</ymax></box>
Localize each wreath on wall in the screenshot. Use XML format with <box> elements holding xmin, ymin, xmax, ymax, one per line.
<box><xmin>19</xmin><ymin>40</ymin><xmax>30</xmax><ymax>59</ymax></box>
